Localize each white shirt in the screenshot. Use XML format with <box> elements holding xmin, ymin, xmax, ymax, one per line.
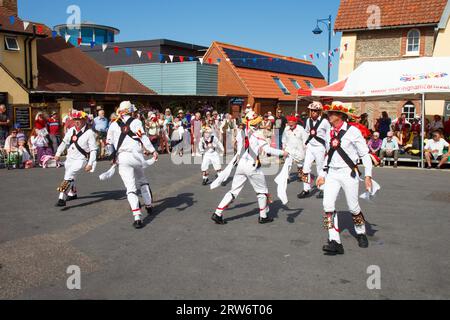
<box><xmin>282</xmin><ymin>125</ymin><xmax>308</xmax><ymax>161</ymax></box>
<box><xmin>56</xmin><ymin>126</ymin><xmax>97</xmax><ymax>165</ymax></box>
<box><xmin>107</xmin><ymin>115</ymin><xmax>155</xmax><ymax>154</ymax></box>
<box><xmin>240</xmin><ymin>129</ymin><xmax>284</xmax><ymax>163</ymax></box>
<box><xmin>321</xmin><ymin>122</ymin><xmax>373</xmax><ymax>178</ymax></box>
<box><xmin>305</xmin><ymin>117</ymin><xmax>331</xmax><ymax>148</ymax></box>
<box><xmin>425</xmin><ymin>138</ymin><xmax>449</xmax><ymax>157</ymax></box>
<box><xmin>199</xmin><ymin>135</ymin><xmax>224</xmax><ymax>155</ymax></box>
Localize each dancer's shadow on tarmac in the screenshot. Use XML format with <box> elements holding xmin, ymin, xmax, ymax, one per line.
<box><xmin>60</xmin><ymin>190</ymin><xmax>126</xmax><ymax>212</ymax></box>
<box><xmin>224</xmin><ymin>200</ymin><xmax>304</xmax><ymax>224</ymax></box>
<box><xmin>142</xmin><ymin>193</ymin><xmax>196</xmax><ymax>227</ymax></box>
<box><xmin>338</xmin><ymin>211</ymin><xmax>379</xmax><ymax>238</ymax></box>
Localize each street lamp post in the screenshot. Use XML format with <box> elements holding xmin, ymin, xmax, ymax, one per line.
<box><xmin>313</xmin><ymin>15</ymin><xmax>332</xmax><ymax>84</ymax></box>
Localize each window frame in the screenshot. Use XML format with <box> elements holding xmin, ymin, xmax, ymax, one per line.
<box><xmin>272</xmin><ymin>77</ymin><xmax>291</xmax><ymax>95</ymax></box>
<box><xmin>289</xmin><ymin>78</ymin><xmax>302</xmax><ymax>90</ymax></box>
<box><xmin>304</xmin><ymin>80</ymin><xmax>314</xmax><ymax>89</ymax></box>
<box><xmin>5</xmin><ymin>36</ymin><xmax>20</xmax><ymax>51</ymax></box>
<box><xmin>406</xmin><ymin>29</ymin><xmax>420</xmax><ymax>56</ymax></box>
<box><xmin>402</xmin><ymin>102</ymin><xmax>416</xmax><ymax>122</ymax></box>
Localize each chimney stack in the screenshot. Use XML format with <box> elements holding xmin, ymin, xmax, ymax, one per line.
<box><xmin>0</xmin><ymin>0</ymin><xmax>18</xmax><ymax>16</ymax></box>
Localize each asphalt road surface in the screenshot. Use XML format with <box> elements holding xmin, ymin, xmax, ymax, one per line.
<box><xmin>0</xmin><ymin>154</ymin><xmax>449</xmax><ymax>300</ymax></box>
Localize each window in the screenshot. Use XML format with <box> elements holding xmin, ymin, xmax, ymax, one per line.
<box><xmin>290</xmin><ymin>79</ymin><xmax>301</xmax><ymax>89</ymax></box>
<box><xmin>402</xmin><ymin>102</ymin><xmax>416</xmax><ymax>122</ymax></box>
<box><xmin>304</xmin><ymin>80</ymin><xmax>314</xmax><ymax>89</ymax></box>
<box><xmin>273</xmin><ymin>77</ymin><xmax>290</xmax><ymax>95</ymax></box>
<box><xmin>81</xmin><ymin>28</ymin><xmax>93</xmax><ymax>45</ymax></box>
<box><xmin>95</xmin><ymin>28</ymin><xmax>107</xmax><ymax>44</ymax></box>
<box><xmin>406</xmin><ymin>29</ymin><xmax>420</xmax><ymax>54</ymax></box>
<box><xmin>5</xmin><ymin>36</ymin><xmax>20</xmax><ymax>51</ymax></box>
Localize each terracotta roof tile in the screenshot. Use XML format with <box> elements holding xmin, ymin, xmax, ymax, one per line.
<box><xmin>334</xmin><ymin>0</ymin><xmax>448</xmax><ymax>31</ymax></box>
<box><xmin>211</xmin><ymin>42</ymin><xmax>327</xmax><ymax>100</ymax></box>
<box><xmin>36</xmin><ymin>37</ymin><xmax>155</xmax><ymax>95</ymax></box>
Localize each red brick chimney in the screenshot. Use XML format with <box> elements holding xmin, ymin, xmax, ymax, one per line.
<box><xmin>0</xmin><ymin>0</ymin><xmax>18</xmax><ymax>16</ymax></box>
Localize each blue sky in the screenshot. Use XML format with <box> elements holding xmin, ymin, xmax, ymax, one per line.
<box><xmin>20</xmin><ymin>0</ymin><xmax>342</xmax><ymax>82</ymax></box>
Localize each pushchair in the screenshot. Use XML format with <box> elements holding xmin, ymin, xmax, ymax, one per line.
<box><xmin>5</xmin><ymin>151</ymin><xmax>22</xmax><ymax>170</ymax></box>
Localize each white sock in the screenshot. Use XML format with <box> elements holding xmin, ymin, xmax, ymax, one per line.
<box><xmin>141</xmin><ymin>185</ymin><xmax>152</xmax><ymax>207</ymax></box>
<box><xmin>257</xmin><ymin>194</ymin><xmax>268</xmax><ymax>219</ymax></box>
<box><xmin>215</xmin><ymin>192</ymin><xmax>234</xmax><ymax>215</ymax></box>
<box><xmin>328</xmin><ymin>213</ymin><xmax>341</xmax><ymax>244</ymax></box>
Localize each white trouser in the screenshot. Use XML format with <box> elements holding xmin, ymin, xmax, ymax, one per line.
<box><xmin>59</xmin><ymin>158</ymin><xmax>87</xmax><ymax>200</ymax></box>
<box><xmin>323</xmin><ymin>167</ymin><xmax>366</xmax><ymax>243</ymax></box>
<box><xmin>215</xmin><ymin>158</ymin><xmax>270</xmax><ymax>218</ymax></box>
<box><xmin>201</xmin><ymin>152</ymin><xmax>222</xmax><ymax>173</ymax></box>
<box><xmin>303</xmin><ymin>145</ymin><xmax>326</xmax><ymax>192</ymax></box>
<box><xmin>118</xmin><ymin>152</ymin><xmax>152</xmax><ymax>220</ymax></box>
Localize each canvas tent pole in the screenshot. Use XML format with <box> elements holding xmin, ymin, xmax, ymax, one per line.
<box><xmin>295</xmin><ymin>94</ymin><xmax>299</xmax><ymax>115</ymax></box>
<box><xmin>421</xmin><ymin>93</ymin><xmax>426</xmax><ymax>169</ymax></box>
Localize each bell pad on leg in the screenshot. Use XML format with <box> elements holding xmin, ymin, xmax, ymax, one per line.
<box><xmin>323</xmin><ymin>212</ymin><xmax>335</xmax><ymax>230</ymax></box>
<box><xmin>353</xmin><ymin>212</ymin><xmax>366</xmax><ymax>226</ymax></box>
<box><xmin>57</xmin><ymin>180</ymin><xmax>72</xmax><ymax>193</ymax></box>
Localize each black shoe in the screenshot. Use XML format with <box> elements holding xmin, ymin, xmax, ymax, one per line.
<box><xmin>322</xmin><ymin>240</ymin><xmax>345</xmax><ymax>255</ymax></box>
<box><xmin>259</xmin><ymin>217</ymin><xmax>274</xmax><ymax>224</ymax></box>
<box><xmin>211</xmin><ymin>213</ymin><xmax>227</xmax><ymax>225</ymax></box>
<box><xmin>316</xmin><ymin>191</ymin><xmax>324</xmax><ymax>199</ymax></box>
<box><xmin>202</xmin><ymin>179</ymin><xmax>208</xmax><ymax>186</ymax></box>
<box><xmin>297</xmin><ymin>191</ymin><xmax>311</xmax><ymax>199</ymax></box>
<box><xmin>145</xmin><ymin>206</ymin><xmax>153</xmax><ymax>215</ymax></box>
<box><xmin>66</xmin><ymin>194</ymin><xmax>78</xmax><ymax>201</ymax></box>
<box><xmin>356</xmin><ymin>234</ymin><xmax>369</xmax><ymax>248</ymax></box>
<box><xmin>133</xmin><ymin>220</ymin><xmax>144</xmax><ymax>229</ymax></box>
<box><xmin>56</xmin><ymin>199</ymin><xmax>66</xmax><ymax>207</ymax></box>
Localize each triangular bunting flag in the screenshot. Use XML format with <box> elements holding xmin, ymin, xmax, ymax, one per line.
<box><xmin>102</xmin><ymin>44</ymin><xmax>108</xmax><ymax>52</ymax></box>
<box><xmin>179</xmin><ymin>56</ymin><xmax>184</xmax><ymax>62</ymax></box>
<box><xmin>208</xmin><ymin>58</ymin><xmax>212</xmax><ymax>64</ymax></box>
<box><xmin>189</xmin><ymin>57</ymin><xmax>194</xmax><ymax>61</ymax></box>
<box><xmin>114</xmin><ymin>46</ymin><xmax>119</xmax><ymax>54</ymax></box>
<box><xmin>309</xmin><ymin>54</ymin><xmax>314</xmax><ymax>60</ymax></box>
<box><xmin>65</xmin><ymin>34</ymin><xmax>71</xmax><ymax>43</ymax></box>
<box><xmin>52</xmin><ymin>31</ymin><xmax>57</xmax><ymax>38</ymax></box>
<box><xmin>37</xmin><ymin>25</ymin><xmax>43</xmax><ymax>34</ymax></box>
<box><xmin>322</xmin><ymin>52</ymin><xmax>326</xmax><ymax>58</ymax></box>
<box><xmin>217</xmin><ymin>58</ymin><xmax>221</xmax><ymax>63</ymax></box>
<box><xmin>159</xmin><ymin>54</ymin><xmax>164</xmax><ymax>62</ymax></box>
<box><xmin>147</xmin><ymin>52</ymin><xmax>153</xmax><ymax>60</ymax></box>
<box><xmin>125</xmin><ymin>48</ymin><xmax>131</xmax><ymax>56</ymax></box>
<box><xmin>199</xmin><ymin>58</ymin><xmax>204</xmax><ymax>65</ymax></box>
<box><xmin>303</xmin><ymin>55</ymin><xmax>307</xmax><ymax>60</ymax></box>
<box><xmin>169</xmin><ymin>55</ymin><xmax>174</xmax><ymax>62</ymax></box>
<box><xmin>90</xmin><ymin>41</ymin><xmax>95</xmax><ymax>48</ymax></box>
<box><xmin>23</xmin><ymin>21</ymin><xmax>30</xmax><ymax>30</ymax></box>
<box><xmin>137</xmin><ymin>50</ymin><xmax>142</xmax><ymax>58</ymax></box>
<box><xmin>9</xmin><ymin>16</ymin><xmax>15</xmax><ymax>25</ymax></box>
<box><xmin>77</xmin><ymin>38</ymin><xmax>82</xmax><ymax>46</ymax></box>
<box><xmin>316</xmin><ymin>53</ymin><xmax>320</xmax><ymax>59</ymax></box>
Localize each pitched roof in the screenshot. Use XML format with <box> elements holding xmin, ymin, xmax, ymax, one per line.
<box><xmin>0</xmin><ymin>6</ymin><xmax>49</xmax><ymax>36</ymax></box>
<box><xmin>36</xmin><ymin>37</ymin><xmax>155</xmax><ymax>95</ymax></box>
<box><xmin>208</xmin><ymin>42</ymin><xmax>327</xmax><ymax>101</ymax></box>
<box><xmin>334</xmin><ymin>0</ymin><xmax>449</xmax><ymax>31</ymax></box>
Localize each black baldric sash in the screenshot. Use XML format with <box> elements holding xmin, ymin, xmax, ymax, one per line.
<box><xmin>325</xmin><ymin>129</ymin><xmax>360</xmax><ymax>178</ymax></box>
<box><xmin>305</xmin><ymin>118</ymin><xmax>326</xmax><ymax>147</ymax></box>
<box><xmin>202</xmin><ymin>136</ymin><xmax>216</xmax><ymax>152</ymax></box>
<box><xmin>70</xmin><ymin>129</ymin><xmax>89</xmax><ymax>159</ymax></box>
<box><xmin>113</xmin><ymin>117</ymin><xmax>141</xmax><ymax>160</ymax></box>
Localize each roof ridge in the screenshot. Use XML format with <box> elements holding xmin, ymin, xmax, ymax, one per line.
<box><xmin>212</xmin><ymin>41</ymin><xmax>312</xmax><ymax>65</ymax></box>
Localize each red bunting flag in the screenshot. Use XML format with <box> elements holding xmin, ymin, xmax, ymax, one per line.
<box><xmin>208</xmin><ymin>58</ymin><xmax>213</xmax><ymax>64</ymax></box>
<box><xmin>37</xmin><ymin>25</ymin><xmax>43</xmax><ymax>34</ymax></box>
<box><xmin>147</xmin><ymin>52</ymin><xmax>153</xmax><ymax>60</ymax></box>
<box><xmin>309</xmin><ymin>54</ymin><xmax>314</xmax><ymax>60</ymax></box>
<box><xmin>179</xmin><ymin>56</ymin><xmax>184</xmax><ymax>62</ymax></box>
<box><xmin>114</xmin><ymin>46</ymin><xmax>119</xmax><ymax>54</ymax></box>
<box><xmin>77</xmin><ymin>38</ymin><xmax>82</xmax><ymax>46</ymax></box>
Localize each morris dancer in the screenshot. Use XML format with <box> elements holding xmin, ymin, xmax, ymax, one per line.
<box><xmin>298</xmin><ymin>101</ymin><xmax>331</xmax><ymax>199</ymax></box>
<box><xmin>282</xmin><ymin>115</ymin><xmax>308</xmax><ymax>183</ymax></box>
<box><xmin>106</xmin><ymin>101</ymin><xmax>159</xmax><ymax>229</ymax></box>
<box><xmin>199</xmin><ymin>126</ymin><xmax>224</xmax><ymax>185</ymax></box>
<box><xmin>211</xmin><ymin>111</ymin><xmax>288</xmax><ymax>225</ymax></box>
<box><xmin>55</xmin><ymin>110</ymin><xmax>97</xmax><ymax>207</ymax></box>
<box><xmin>316</xmin><ymin>102</ymin><xmax>373</xmax><ymax>255</ymax></box>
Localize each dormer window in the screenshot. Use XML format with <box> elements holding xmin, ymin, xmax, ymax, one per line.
<box><xmin>5</xmin><ymin>36</ymin><xmax>20</xmax><ymax>51</ymax></box>
<box><xmin>406</xmin><ymin>29</ymin><xmax>420</xmax><ymax>55</ymax></box>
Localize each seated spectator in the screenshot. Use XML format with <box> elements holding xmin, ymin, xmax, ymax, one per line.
<box><xmin>29</xmin><ymin>128</ymin><xmax>53</xmax><ymax>166</ymax></box>
<box><xmin>398</xmin><ymin>123</ymin><xmax>412</xmax><ymax>149</ymax></box>
<box><xmin>404</xmin><ymin>130</ymin><xmax>422</xmax><ymax>156</ymax></box>
<box><xmin>429</xmin><ymin>115</ymin><xmax>444</xmax><ymax>132</ymax></box>
<box><xmin>368</xmin><ymin>132</ymin><xmax>382</xmax><ymax>166</ymax></box>
<box><xmin>380</xmin><ymin>132</ymin><xmax>400</xmax><ymax>168</ymax></box>
<box><xmin>18</xmin><ymin>138</ymin><xmax>33</xmax><ymax>168</ymax></box>
<box><xmin>424</xmin><ymin>130</ymin><xmax>450</xmax><ymax>169</ymax></box>
<box><xmin>4</xmin><ymin>129</ymin><xmax>19</xmax><ymax>153</ymax></box>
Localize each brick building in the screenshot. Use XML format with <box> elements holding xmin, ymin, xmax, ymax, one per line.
<box><xmin>203</xmin><ymin>42</ymin><xmax>327</xmax><ymax>117</ymax></box>
<box><xmin>335</xmin><ymin>0</ymin><xmax>450</xmax><ymax>127</ymax></box>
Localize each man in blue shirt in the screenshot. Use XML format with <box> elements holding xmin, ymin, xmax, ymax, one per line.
<box><xmin>93</xmin><ymin>109</ymin><xmax>109</xmax><ymax>159</ymax></box>
<box><xmin>380</xmin><ymin>131</ymin><xmax>400</xmax><ymax>168</ymax></box>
